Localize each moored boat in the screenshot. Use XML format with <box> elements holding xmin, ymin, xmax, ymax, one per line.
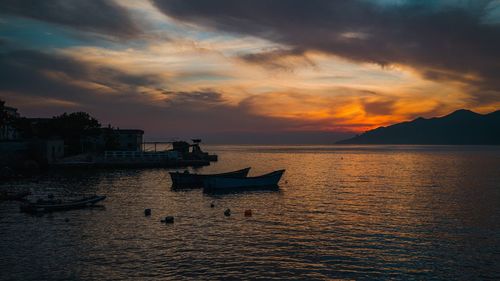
<box><xmin>0</xmin><ymin>190</ymin><xmax>31</xmax><ymax>201</ymax></box>
<box><xmin>20</xmin><ymin>195</ymin><xmax>106</xmax><ymax>213</ymax></box>
<box><xmin>170</xmin><ymin>167</ymin><xmax>250</xmax><ymax>188</ymax></box>
<box><xmin>203</xmin><ymin>169</ymin><xmax>285</xmax><ymax>192</ymax></box>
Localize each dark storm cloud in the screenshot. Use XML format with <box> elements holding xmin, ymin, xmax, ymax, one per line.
<box><xmin>0</xmin><ymin>49</ymin><xmax>159</xmax><ymax>105</ymax></box>
<box><xmin>0</xmin><ymin>0</ymin><xmax>139</xmax><ymax>38</ymax></box>
<box><xmin>151</xmin><ymin>0</ymin><xmax>500</xmax><ymax>101</ymax></box>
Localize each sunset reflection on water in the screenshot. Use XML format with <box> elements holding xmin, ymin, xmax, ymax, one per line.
<box><xmin>1</xmin><ymin>145</ymin><xmax>499</xmax><ymax>280</ymax></box>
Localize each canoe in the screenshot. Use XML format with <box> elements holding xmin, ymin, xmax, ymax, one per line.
<box><xmin>203</xmin><ymin>169</ymin><xmax>285</xmax><ymax>192</ymax></box>
<box><xmin>170</xmin><ymin>167</ymin><xmax>250</xmax><ymax>188</ymax></box>
<box><xmin>20</xmin><ymin>195</ymin><xmax>106</xmax><ymax>213</ymax></box>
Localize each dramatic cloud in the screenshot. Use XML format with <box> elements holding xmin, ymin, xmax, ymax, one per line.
<box><xmin>239</xmin><ymin>48</ymin><xmax>314</xmax><ymax>71</ymax></box>
<box><xmin>0</xmin><ymin>48</ymin><xmax>356</xmax><ymax>142</ymax></box>
<box><xmin>0</xmin><ymin>0</ymin><xmax>140</xmax><ymax>38</ymax></box>
<box><xmin>151</xmin><ymin>0</ymin><xmax>500</xmax><ymax>101</ymax></box>
<box><xmin>0</xmin><ymin>49</ymin><xmax>162</xmax><ymax>110</ymax></box>
<box><xmin>362</xmin><ymin>100</ymin><xmax>396</xmax><ymax>117</ymax></box>
<box><xmin>1</xmin><ymin>1</ymin><xmax>499</xmax><ymax>142</ymax></box>
<box><xmin>158</xmin><ymin>89</ymin><xmax>362</xmax><ymax>143</ymax></box>
<box><xmin>163</xmin><ymin>90</ymin><xmax>230</xmax><ymax>110</ymax></box>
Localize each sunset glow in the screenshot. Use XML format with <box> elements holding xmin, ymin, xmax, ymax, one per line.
<box><xmin>1</xmin><ymin>0</ymin><xmax>499</xmax><ymax>142</ymax></box>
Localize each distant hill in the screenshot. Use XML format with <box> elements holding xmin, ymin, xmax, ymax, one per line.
<box><xmin>337</xmin><ymin>109</ymin><xmax>500</xmax><ymax>145</ymax></box>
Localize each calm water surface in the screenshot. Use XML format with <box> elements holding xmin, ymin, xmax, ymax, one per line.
<box><xmin>1</xmin><ymin>145</ymin><xmax>500</xmax><ymax>280</ymax></box>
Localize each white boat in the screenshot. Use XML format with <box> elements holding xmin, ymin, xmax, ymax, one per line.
<box><xmin>203</xmin><ymin>169</ymin><xmax>285</xmax><ymax>192</ymax></box>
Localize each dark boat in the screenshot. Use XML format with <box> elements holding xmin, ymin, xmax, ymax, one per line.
<box><xmin>0</xmin><ymin>190</ymin><xmax>31</xmax><ymax>201</ymax></box>
<box><xmin>203</xmin><ymin>169</ymin><xmax>285</xmax><ymax>192</ymax></box>
<box><xmin>20</xmin><ymin>195</ymin><xmax>106</xmax><ymax>213</ymax></box>
<box><xmin>170</xmin><ymin>167</ymin><xmax>251</xmax><ymax>188</ymax></box>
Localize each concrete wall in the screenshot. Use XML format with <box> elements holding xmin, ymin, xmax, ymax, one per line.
<box><xmin>0</xmin><ymin>139</ymin><xmax>65</xmax><ymax>167</ymax></box>
<box><xmin>104</xmin><ymin>150</ymin><xmax>179</xmax><ymax>160</ymax></box>
<box><xmin>0</xmin><ymin>141</ymin><xmax>29</xmax><ymax>167</ymax></box>
<box><xmin>117</xmin><ymin>132</ymin><xmax>143</xmax><ymax>151</ymax></box>
<box><xmin>0</xmin><ymin>125</ymin><xmax>20</xmax><ymax>141</ymax></box>
<box><xmin>38</xmin><ymin>140</ymin><xmax>64</xmax><ymax>164</ymax></box>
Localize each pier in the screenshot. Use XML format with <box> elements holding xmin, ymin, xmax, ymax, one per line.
<box><xmin>54</xmin><ymin>140</ymin><xmax>217</xmax><ymax>169</ymax></box>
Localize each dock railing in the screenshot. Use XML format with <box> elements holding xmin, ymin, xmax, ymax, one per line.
<box><xmin>104</xmin><ymin>150</ymin><xmax>180</xmax><ymax>161</ymax></box>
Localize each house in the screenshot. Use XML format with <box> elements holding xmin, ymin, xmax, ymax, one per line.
<box><xmin>0</xmin><ymin>139</ymin><xmax>64</xmax><ymax>167</ymax></box>
<box><xmin>0</xmin><ymin>106</ymin><xmax>21</xmax><ymax>141</ymax></box>
<box><xmin>33</xmin><ymin>139</ymin><xmax>65</xmax><ymax>164</ymax></box>
<box><xmin>82</xmin><ymin>128</ymin><xmax>145</xmax><ymax>152</ymax></box>
<box><xmin>0</xmin><ymin>141</ymin><xmax>28</xmax><ymax>167</ymax></box>
<box><xmin>114</xmin><ymin>129</ymin><xmax>144</xmax><ymax>151</ymax></box>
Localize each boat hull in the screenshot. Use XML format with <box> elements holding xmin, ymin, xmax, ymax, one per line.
<box><xmin>170</xmin><ymin>167</ymin><xmax>250</xmax><ymax>188</ymax></box>
<box><xmin>20</xmin><ymin>195</ymin><xmax>106</xmax><ymax>213</ymax></box>
<box><xmin>0</xmin><ymin>191</ymin><xmax>30</xmax><ymax>201</ymax></box>
<box><xmin>204</xmin><ymin>170</ymin><xmax>285</xmax><ymax>192</ymax></box>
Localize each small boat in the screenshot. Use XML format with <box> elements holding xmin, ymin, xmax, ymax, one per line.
<box><xmin>204</xmin><ymin>169</ymin><xmax>285</xmax><ymax>192</ymax></box>
<box><xmin>0</xmin><ymin>190</ymin><xmax>31</xmax><ymax>201</ymax></box>
<box><xmin>20</xmin><ymin>195</ymin><xmax>106</xmax><ymax>213</ymax></box>
<box><xmin>170</xmin><ymin>167</ymin><xmax>250</xmax><ymax>188</ymax></box>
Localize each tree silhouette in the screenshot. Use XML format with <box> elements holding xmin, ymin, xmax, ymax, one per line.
<box><xmin>38</xmin><ymin>112</ymin><xmax>102</xmax><ymax>155</ymax></box>
<box><xmin>0</xmin><ymin>99</ymin><xmax>8</xmax><ymax>128</ymax></box>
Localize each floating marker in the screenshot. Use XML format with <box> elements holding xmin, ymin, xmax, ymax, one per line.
<box><xmin>161</xmin><ymin>216</ymin><xmax>174</xmax><ymax>223</ymax></box>
<box><xmin>244</xmin><ymin>209</ymin><xmax>252</xmax><ymax>217</ymax></box>
<box><xmin>224</xmin><ymin>209</ymin><xmax>231</xmax><ymax>216</ymax></box>
<box><xmin>144</xmin><ymin>208</ymin><xmax>151</xmax><ymax>216</ymax></box>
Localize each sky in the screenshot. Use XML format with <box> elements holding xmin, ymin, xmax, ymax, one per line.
<box><xmin>1</xmin><ymin>0</ymin><xmax>499</xmax><ymax>143</ymax></box>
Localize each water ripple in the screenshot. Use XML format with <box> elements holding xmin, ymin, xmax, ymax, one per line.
<box><xmin>1</xmin><ymin>145</ymin><xmax>499</xmax><ymax>280</ymax></box>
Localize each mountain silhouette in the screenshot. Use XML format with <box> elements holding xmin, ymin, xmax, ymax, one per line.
<box><xmin>337</xmin><ymin>109</ymin><xmax>500</xmax><ymax>145</ymax></box>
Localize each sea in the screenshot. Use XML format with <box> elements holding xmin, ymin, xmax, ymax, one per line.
<box><xmin>1</xmin><ymin>145</ymin><xmax>499</xmax><ymax>280</ymax></box>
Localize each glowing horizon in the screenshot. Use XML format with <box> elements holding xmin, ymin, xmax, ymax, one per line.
<box><xmin>1</xmin><ymin>0</ymin><xmax>499</xmax><ymax>142</ymax></box>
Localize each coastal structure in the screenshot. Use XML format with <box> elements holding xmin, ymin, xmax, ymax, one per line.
<box><xmin>33</xmin><ymin>139</ymin><xmax>65</xmax><ymax>164</ymax></box>
<box><xmin>81</xmin><ymin>128</ymin><xmax>144</xmax><ymax>153</ymax></box>
<box><xmin>171</xmin><ymin>139</ymin><xmax>218</xmax><ymax>161</ymax></box>
<box><xmin>0</xmin><ymin>106</ymin><xmax>20</xmax><ymax>141</ymax></box>
<box><xmin>0</xmin><ymin>138</ymin><xmax>65</xmax><ymax>168</ymax></box>
<box><xmin>114</xmin><ymin>129</ymin><xmax>144</xmax><ymax>151</ymax></box>
<box><xmin>57</xmin><ymin>139</ymin><xmax>215</xmax><ymax>168</ymax></box>
<box><xmin>89</xmin><ymin>139</ymin><xmax>217</xmax><ymax>168</ymax></box>
<box><xmin>0</xmin><ymin>102</ymin><xmax>217</xmax><ymax>171</ymax></box>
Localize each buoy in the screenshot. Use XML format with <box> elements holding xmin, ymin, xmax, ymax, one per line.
<box><xmin>161</xmin><ymin>216</ymin><xmax>174</xmax><ymax>223</ymax></box>
<box><xmin>244</xmin><ymin>209</ymin><xmax>252</xmax><ymax>217</ymax></box>
<box><xmin>224</xmin><ymin>209</ymin><xmax>231</xmax><ymax>216</ymax></box>
<box><xmin>144</xmin><ymin>209</ymin><xmax>151</xmax><ymax>216</ymax></box>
